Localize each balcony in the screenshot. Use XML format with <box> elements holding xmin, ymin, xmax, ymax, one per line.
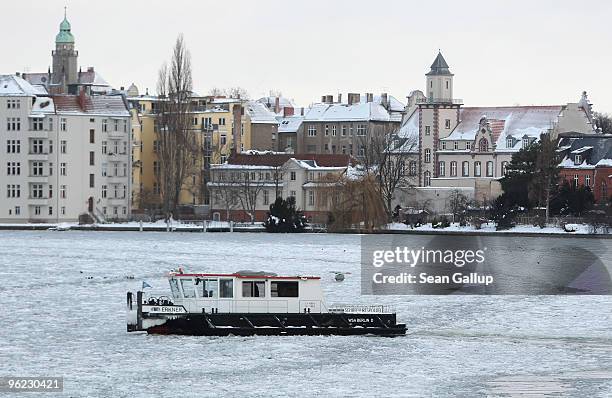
<box><xmin>417</xmin><ymin>98</ymin><xmax>463</xmax><ymax>105</ymax></box>
<box><xmin>28</xmin><ymin>196</ymin><xmax>49</xmax><ymax>205</ymax></box>
<box><xmin>28</xmin><ymin>129</ymin><xmax>50</xmax><ymax>139</ymax></box>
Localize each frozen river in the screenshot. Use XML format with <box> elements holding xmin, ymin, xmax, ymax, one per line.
<box><xmin>1</xmin><ymin>231</ymin><xmax>611</xmax><ymax>397</ymax></box>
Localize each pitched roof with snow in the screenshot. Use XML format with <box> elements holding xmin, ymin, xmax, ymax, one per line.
<box><xmin>392</xmin><ymin>109</ymin><xmax>419</xmax><ymax>153</ymax></box>
<box><xmin>245</xmin><ymin>101</ymin><xmax>278</xmax><ymax>124</ymax></box>
<box><xmin>0</xmin><ymin>75</ymin><xmax>40</xmax><ymax>96</ymax></box>
<box><xmin>227</xmin><ymin>153</ymin><xmax>356</xmax><ymax>167</ymax></box>
<box><xmin>304</xmin><ymin>102</ymin><xmax>391</xmax><ymax>122</ymax></box>
<box><xmin>558</xmin><ymin>135</ymin><xmax>612</xmax><ymax>169</ymax></box>
<box><xmin>277</xmin><ymin>115</ymin><xmax>303</xmax><ymax>133</ymax></box>
<box><xmin>53</xmin><ymin>94</ymin><xmax>129</xmax><ymax>117</ymax></box>
<box><xmin>443</xmin><ymin>106</ymin><xmax>563</xmax><ymax>151</ymax></box>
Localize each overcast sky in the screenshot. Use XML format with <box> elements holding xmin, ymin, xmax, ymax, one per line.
<box><xmin>4</xmin><ymin>0</ymin><xmax>612</xmax><ymax>112</ymax></box>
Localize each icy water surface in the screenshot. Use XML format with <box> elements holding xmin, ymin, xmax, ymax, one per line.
<box><xmin>0</xmin><ymin>231</ymin><xmax>611</xmax><ymax>397</ymax></box>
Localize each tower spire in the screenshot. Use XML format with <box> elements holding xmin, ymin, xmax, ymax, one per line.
<box><xmin>64</xmin><ymin>6</ymin><xmax>67</xmax><ymax>19</ymax></box>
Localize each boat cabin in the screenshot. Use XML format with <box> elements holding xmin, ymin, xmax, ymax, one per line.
<box><xmin>167</xmin><ymin>270</ymin><xmax>325</xmax><ymax>314</ymax></box>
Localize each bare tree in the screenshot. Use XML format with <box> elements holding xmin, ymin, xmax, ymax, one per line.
<box><xmin>225</xmin><ymin>87</ymin><xmax>249</xmax><ymax>99</ymax></box>
<box><xmin>236</xmin><ymin>170</ymin><xmax>267</xmax><ymax>223</ymax></box>
<box><xmin>593</xmin><ymin>112</ymin><xmax>612</xmax><ymax>134</ymax></box>
<box><xmin>209</xmin><ymin>171</ymin><xmax>240</xmax><ymax>221</ymax></box>
<box><xmin>208</xmin><ymin>87</ymin><xmax>224</xmax><ymax>96</ymax></box>
<box><xmin>155</xmin><ymin>35</ymin><xmax>199</xmax><ymax>218</ymax></box>
<box><xmin>136</xmin><ymin>188</ymin><xmax>160</xmax><ymax>221</ymax></box>
<box><xmin>357</xmin><ymin>128</ymin><xmax>416</xmax><ymax>222</ymax></box>
<box><xmin>447</xmin><ymin>189</ymin><xmax>469</xmax><ymax>223</ymax></box>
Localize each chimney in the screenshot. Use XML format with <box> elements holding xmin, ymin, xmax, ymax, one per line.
<box><xmin>301</xmin><ymin>107</ymin><xmax>304</xmax><ymax>116</ymax></box>
<box><xmin>87</xmin><ymin>67</ymin><xmax>94</xmax><ymax>72</ymax></box>
<box><xmin>337</xmin><ymin>93</ymin><xmax>342</xmax><ymax>103</ymax></box>
<box><xmin>366</xmin><ymin>93</ymin><xmax>373</xmax><ymax>103</ymax></box>
<box><xmin>274</xmin><ymin>97</ymin><xmax>280</xmax><ymax>113</ymax></box>
<box><xmin>348</xmin><ymin>93</ymin><xmax>360</xmax><ymax>105</ymax></box>
<box><xmin>327</xmin><ymin>95</ymin><xmax>333</xmax><ymax>103</ymax></box>
<box><xmin>77</xmin><ymin>86</ymin><xmax>88</xmax><ymax>110</ymax></box>
<box><xmin>321</xmin><ymin>95</ymin><xmax>326</xmax><ymax>103</ymax></box>
<box><xmin>381</xmin><ymin>93</ymin><xmax>388</xmax><ymax>109</ymax></box>
<box><xmin>16</xmin><ymin>72</ymin><xmax>21</xmax><ymax>77</ymax></box>
<box><xmin>283</xmin><ymin>107</ymin><xmax>294</xmax><ymax>117</ymax></box>
<box><xmin>231</xmin><ymin>103</ymin><xmax>242</xmax><ymax>155</ymax></box>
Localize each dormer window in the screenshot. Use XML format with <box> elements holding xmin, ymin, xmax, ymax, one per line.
<box><xmin>574</xmin><ymin>155</ymin><xmax>582</xmax><ymax>165</ymax></box>
<box><xmin>506</xmin><ymin>136</ymin><xmax>513</xmax><ymax>148</ymax></box>
<box><xmin>522</xmin><ymin>137</ymin><xmax>530</xmax><ymax>149</ymax></box>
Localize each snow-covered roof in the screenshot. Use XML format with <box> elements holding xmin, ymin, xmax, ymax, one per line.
<box><xmin>53</xmin><ymin>94</ymin><xmax>129</xmax><ymax>117</ymax></box>
<box><xmin>444</xmin><ymin>106</ymin><xmax>563</xmax><ymax>152</ymax></box>
<box><xmin>570</xmin><ymin>146</ymin><xmax>593</xmax><ymax>154</ymax></box>
<box><xmin>0</xmin><ymin>75</ymin><xmax>40</xmax><ymax>96</ymax></box>
<box><xmin>257</xmin><ymin>96</ymin><xmax>297</xmax><ymax>112</ymax></box>
<box><xmin>245</xmin><ymin>101</ymin><xmax>278</xmax><ymax>124</ymax></box>
<box><xmin>277</xmin><ymin>115</ymin><xmax>303</xmax><ymax>133</ymax></box>
<box><xmin>304</xmin><ymin>102</ymin><xmax>391</xmax><ymax>122</ymax></box>
<box><xmin>31</xmin><ymin>97</ymin><xmax>55</xmax><ymax>114</ymax></box>
<box><xmin>391</xmin><ymin>109</ymin><xmax>419</xmax><ymax>153</ymax></box>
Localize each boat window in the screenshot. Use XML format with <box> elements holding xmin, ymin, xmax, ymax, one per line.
<box><xmin>242</xmin><ymin>281</ymin><xmax>265</xmax><ymax>297</ymax></box>
<box><xmin>271</xmin><ymin>281</ymin><xmax>299</xmax><ymax>297</ymax></box>
<box><xmin>169</xmin><ymin>279</ymin><xmax>180</xmax><ymax>299</ymax></box>
<box><xmin>219</xmin><ymin>279</ymin><xmax>233</xmax><ymax>298</ymax></box>
<box><xmin>180</xmin><ymin>278</ymin><xmax>196</xmax><ymax>298</ymax></box>
<box><xmin>197</xmin><ymin>278</ymin><xmax>218</xmax><ymax>298</ymax></box>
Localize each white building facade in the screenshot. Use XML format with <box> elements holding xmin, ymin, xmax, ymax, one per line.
<box><xmin>0</xmin><ymin>75</ymin><xmax>131</xmax><ymax>223</ymax></box>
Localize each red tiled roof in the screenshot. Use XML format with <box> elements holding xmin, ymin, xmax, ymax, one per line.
<box><xmin>52</xmin><ymin>94</ymin><xmax>129</xmax><ymax>116</ymax></box>
<box><xmin>228</xmin><ymin>153</ymin><xmax>356</xmax><ymax>167</ymax></box>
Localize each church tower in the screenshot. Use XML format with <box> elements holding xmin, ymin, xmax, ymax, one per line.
<box><xmin>425</xmin><ymin>51</ymin><xmax>453</xmax><ymax>102</ymax></box>
<box><xmin>52</xmin><ymin>9</ymin><xmax>78</xmax><ymax>91</ymax></box>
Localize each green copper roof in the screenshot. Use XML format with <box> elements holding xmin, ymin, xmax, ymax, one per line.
<box><xmin>55</xmin><ymin>17</ymin><xmax>74</xmax><ymax>44</ymax></box>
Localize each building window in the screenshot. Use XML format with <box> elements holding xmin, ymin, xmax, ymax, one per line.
<box><xmin>32</xmin><ymin>161</ymin><xmax>43</xmax><ymax>176</ymax></box>
<box><xmin>522</xmin><ymin>137</ymin><xmax>530</xmax><ymax>149</ymax></box>
<box><xmin>441</xmin><ymin>141</ymin><xmax>446</xmax><ymax>150</ymax></box>
<box><xmin>290</xmin><ymin>190</ymin><xmax>296</xmax><ymax>198</ymax></box>
<box><xmin>89</xmin><ymin>174</ymin><xmax>95</xmax><ymax>188</ymax></box>
<box><xmin>31</xmin><ymin>139</ymin><xmax>44</xmax><ymax>154</ymax></box>
<box><xmin>501</xmin><ymin>161</ymin><xmax>508</xmax><ymax>175</ymax></box>
<box><xmin>34</xmin><ymin>206</ymin><xmax>41</xmax><ymax>216</ymax></box>
<box><xmin>263</xmin><ymin>190</ymin><xmax>269</xmax><ymax>205</ymax></box>
<box><xmin>466</xmin><ymin>141</ymin><xmax>471</xmax><ymax>150</ymax></box>
<box><xmin>31</xmin><ymin>184</ymin><xmax>43</xmax><ymax>199</ymax></box>
<box><xmin>61</xmin><ymin>206</ymin><xmax>65</xmax><ymax>215</ymax></box>
<box><xmin>486</xmin><ymin>161</ymin><xmax>493</xmax><ymax>177</ymax></box>
<box><xmin>454</xmin><ymin>141</ymin><xmax>458</xmax><ymax>150</ymax></box>
<box><xmin>48</xmin><ymin>206</ymin><xmax>53</xmax><ymax>216</ymax></box>
<box><xmin>89</xmin><ymin>151</ymin><xmax>95</xmax><ymax>166</ymax></box>
<box><xmin>60</xmin><ymin>163</ymin><xmax>66</xmax><ymax>176</ymax></box>
<box><xmin>356</xmin><ymin>125</ymin><xmax>367</xmax><ymax>136</ymax></box>
<box><xmin>102</xmin><ymin>185</ymin><xmax>107</xmax><ymax>198</ymax></box>
<box><xmin>219</xmin><ymin>117</ymin><xmax>226</xmax><ymax>126</ymax></box>
<box><xmin>61</xmin><ymin>140</ymin><xmax>67</xmax><ymax>154</ymax></box>
<box><xmin>425</xmin><ymin>126</ymin><xmax>431</xmax><ymax>135</ymax></box>
<box><xmin>331</xmin><ymin>125</ymin><xmax>337</xmax><ymax>136</ymax></box>
<box><xmin>424</xmin><ymin>148</ymin><xmax>431</xmax><ymax>163</ymax></box>
<box><xmin>573</xmin><ymin>174</ymin><xmax>579</xmax><ymax>187</ymax></box>
<box><xmin>220</xmin><ymin>135</ymin><xmax>227</xmax><ymax>146</ymax></box>
<box><xmin>102</xmin><ymin>141</ymin><xmax>107</xmax><ymax>154</ymax></box>
<box><xmin>409</xmin><ymin>161</ymin><xmax>417</xmax><ymax>176</ymax></box>
<box><xmin>308</xmin><ymin>125</ymin><xmax>316</xmax><ymax>136</ymax></box>
<box><xmin>574</xmin><ymin>155</ymin><xmax>582</xmax><ymax>165</ymax></box>
<box><xmin>290</xmin><ymin>171</ymin><xmax>296</xmax><ymax>181</ymax></box>
<box><xmin>153</xmin><ymin>140</ymin><xmax>160</xmax><ymax>152</ymax></box>
<box><xmin>438</xmin><ymin>161</ymin><xmax>445</xmax><ymax>177</ymax></box>
<box><xmin>60</xmin><ymin>118</ymin><xmax>67</xmax><ymax>131</ymax></box>
<box><xmin>585</xmin><ymin>175</ymin><xmax>591</xmax><ymax>187</ymax></box>
<box><xmin>15</xmin><ymin>206</ymin><xmax>20</xmax><ymax>215</ymax></box>
<box><xmin>506</xmin><ymin>136</ymin><xmax>513</xmax><ymax>148</ymax></box>
<box><xmin>7</xmin><ymin>117</ymin><xmax>21</xmax><ymax>131</ymax></box>
<box><xmin>89</xmin><ymin>129</ymin><xmax>95</xmax><ymax>144</ymax></box>
<box><xmin>341</xmin><ymin>125</ymin><xmax>347</xmax><ymax>136</ymax></box>
<box><xmin>601</xmin><ymin>182</ymin><xmax>607</xmax><ymax>200</ymax></box>
<box><xmin>479</xmin><ymin>138</ymin><xmax>488</xmax><ymax>152</ymax></box>
<box><xmin>49</xmin><ymin>140</ymin><xmax>53</xmax><ymax>153</ymax></box>
<box><xmin>450</xmin><ymin>161</ymin><xmax>457</xmax><ymax>177</ymax></box>
<box><xmin>7</xmin><ymin>162</ymin><xmax>21</xmax><ymax>175</ymax></box>
<box><xmin>424</xmin><ymin>171</ymin><xmax>431</xmax><ymax>186</ymax></box>
<box><xmin>31</xmin><ymin>118</ymin><xmax>44</xmax><ymax>131</ymax></box>
<box><xmin>325</xmin><ymin>125</ymin><xmax>329</xmax><ymax>136</ymax></box>
<box><xmin>445</xmin><ymin>119</ymin><xmax>451</xmax><ymax>129</ymax></box>
<box><xmin>308</xmin><ymin>190</ymin><xmax>314</xmax><ymax>206</ymax></box>
<box><xmin>474</xmin><ymin>161</ymin><xmax>481</xmax><ymax>177</ymax></box>
<box><xmin>60</xmin><ymin>185</ymin><xmax>66</xmax><ymax>199</ymax></box>
<box><xmin>153</xmin><ymin>161</ymin><xmax>160</xmax><ymax>176</ymax></box>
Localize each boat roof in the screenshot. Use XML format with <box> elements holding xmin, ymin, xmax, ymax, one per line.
<box><xmin>168</xmin><ymin>271</ymin><xmax>320</xmax><ymax>280</ymax></box>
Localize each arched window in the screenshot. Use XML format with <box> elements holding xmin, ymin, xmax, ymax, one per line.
<box><xmin>486</xmin><ymin>161</ymin><xmax>494</xmax><ymax>177</ymax></box>
<box><xmin>475</xmin><ymin>161</ymin><xmax>482</xmax><ymax>177</ymax></box>
<box><xmin>479</xmin><ymin>138</ymin><xmax>488</xmax><ymax>152</ymax></box>
<box><xmin>462</xmin><ymin>161</ymin><xmax>469</xmax><ymax>176</ymax></box>
<box><xmin>424</xmin><ymin>148</ymin><xmax>431</xmax><ymax>163</ymax></box>
<box><xmin>602</xmin><ymin>182</ymin><xmax>608</xmax><ymax>201</ymax></box>
<box><xmin>573</xmin><ymin>174</ymin><xmax>579</xmax><ymax>187</ymax></box>
<box><xmin>424</xmin><ymin>171</ymin><xmax>431</xmax><ymax>186</ymax></box>
<box><xmin>450</xmin><ymin>161</ymin><xmax>457</xmax><ymax>177</ymax></box>
<box><xmin>501</xmin><ymin>161</ymin><xmax>508</xmax><ymax>176</ymax></box>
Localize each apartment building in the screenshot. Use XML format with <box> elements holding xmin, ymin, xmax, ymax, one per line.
<box><xmin>0</xmin><ymin>75</ymin><xmax>131</xmax><ymax>223</ymax></box>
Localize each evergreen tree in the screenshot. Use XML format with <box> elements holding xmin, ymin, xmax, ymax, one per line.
<box><xmin>263</xmin><ymin>197</ymin><xmax>307</xmax><ymax>233</ymax></box>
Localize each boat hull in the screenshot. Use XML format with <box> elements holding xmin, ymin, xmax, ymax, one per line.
<box><xmin>132</xmin><ymin>312</ymin><xmax>407</xmax><ymax>337</ymax></box>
